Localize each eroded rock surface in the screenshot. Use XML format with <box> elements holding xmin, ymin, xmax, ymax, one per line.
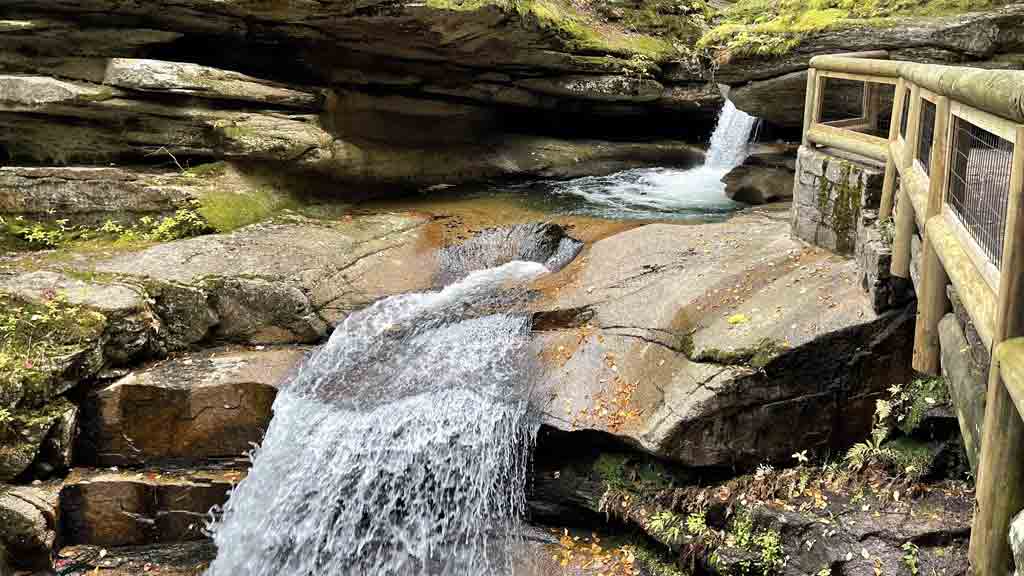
<box><xmin>533</xmin><ymin>210</ymin><xmax>913</xmax><ymax>469</ymax></box>
<box><xmin>80</xmin><ymin>346</ymin><xmax>306</xmax><ymax>467</ymax></box>
<box><xmin>0</xmin><ymin>484</ymin><xmax>59</xmax><ymax>571</ymax></box>
<box><xmin>61</xmin><ymin>467</ymin><xmax>243</xmax><ymax>548</ymax></box>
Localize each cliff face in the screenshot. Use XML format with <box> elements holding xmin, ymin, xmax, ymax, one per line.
<box><xmin>0</xmin><ymin>0</ymin><xmax>1020</xmax><ymax>191</ymax></box>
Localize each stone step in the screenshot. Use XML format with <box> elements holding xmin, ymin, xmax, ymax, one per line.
<box><xmin>56</xmin><ymin>541</ymin><xmax>216</xmax><ymax>575</ymax></box>
<box><xmin>60</xmin><ymin>467</ymin><xmax>245</xmax><ymax>548</ymax></box>
<box><xmin>79</xmin><ymin>346</ymin><xmax>307</xmax><ymax>467</ymax></box>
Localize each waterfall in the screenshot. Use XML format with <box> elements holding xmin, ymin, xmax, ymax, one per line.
<box><xmin>704</xmin><ymin>100</ymin><xmax>759</xmax><ymax>170</ymax></box>
<box><xmin>539</xmin><ymin>99</ymin><xmax>760</xmax><ymax>218</ymax></box>
<box><xmin>205</xmin><ymin>226</ymin><xmax>581</xmax><ymax>576</ymax></box>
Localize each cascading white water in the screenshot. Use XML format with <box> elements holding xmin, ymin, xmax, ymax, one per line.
<box><xmin>541</xmin><ymin>100</ymin><xmax>759</xmax><ymax>218</ymax></box>
<box><xmin>704</xmin><ymin>100</ymin><xmax>760</xmax><ymax>169</ymax></box>
<box><xmin>206</xmin><ymin>226</ymin><xmax>580</xmax><ymax>576</ymax></box>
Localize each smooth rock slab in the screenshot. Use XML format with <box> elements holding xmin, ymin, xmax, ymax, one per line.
<box><xmin>60</xmin><ymin>468</ymin><xmax>243</xmax><ymax>547</ymax></box>
<box><xmin>534</xmin><ymin>211</ymin><xmax>913</xmax><ymax>468</ymax></box>
<box><xmin>81</xmin><ymin>346</ymin><xmax>306</xmax><ymax>467</ymax></box>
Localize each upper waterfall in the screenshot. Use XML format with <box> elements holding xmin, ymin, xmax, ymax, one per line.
<box><xmin>705</xmin><ymin>100</ymin><xmax>759</xmax><ymax>170</ymax></box>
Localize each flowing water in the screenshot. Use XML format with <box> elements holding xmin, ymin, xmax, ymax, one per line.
<box><xmin>206</xmin><ymin>227</ymin><xmax>581</xmax><ymax>576</ymax></box>
<box><xmin>514</xmin><ymin>100</ymin><xmax>759</xmax><ymax>219</ymax></box>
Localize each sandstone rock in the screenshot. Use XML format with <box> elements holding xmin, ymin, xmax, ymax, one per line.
<box><xmin>100</xmin><ymin>59</ymin><xmax>320</xmax><ymax>109</ymax></box>
<box><xmin>0</xmin><ymin>166</ymin><xmax>193</xmax><ymax>226</ymax></box>
<box><xmin>61</xmin><ymin>468</ymin><xmax>242</xmax><ymax>547</ymax></box>
<box><xmin>516</xmin><ymin>75</ymin><xmax>665</xmax><ymax>103</ymax></box>
<box><xmin>90</xmin><ymin>213</ymin><xmax>433</xmax><ymax>332</ymax></box>
<box><xmin>722</xmin><ymin>165</ymin><xmax>794</xmax><ymax>204</ymax></box>
<box><xmin>56</xmin><ymin>541</ymin><xmax>217</xmax><ymax>576</ymax></box>
<box><xmin>0</xmin><ymin>545</ymin><xmax>10</xmax><ymax>576</ymax></box>
<box><xmin>791</xmin><ymin>146</ymin><xmax>885</xmax><ymax>254</ymax></box>
<box><xmin>0</xmin><ymin>485</ymin><xmax>59</xmax><ymax>571</ymax></box>
<box><xmin>80</xmin><ymin>346</ymin><xmax>306</xmax><ymax>467</ymax></box>
<box><xmin>533</xmin><ymin>212</ymin><xmax>913</xmax><ymax>469</ymax></box>
<box><xmin>531</xmin><ymin>451</ymin><xmax>971</xmax><ymax>575</ymax></box>
<box><xmin>0</xmin><ymin>400</ymin><xmax>77</xmax><ymax>482</ymax></box>
<box><xmin>728</xmin><ymin>70</ymin><xmax>808</xmax><ymax>128</ymax></box>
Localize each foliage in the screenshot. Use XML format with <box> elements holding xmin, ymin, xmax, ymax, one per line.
<box><xmin>685</xmin><ymin>511</ymin><xmax>708</xmax><ymax>536</ymax></box>
<box><xmin>0</xmin><ymin>291</ymin><xmax>105</xmax><ymax>413</ymax></box>
<box><xmin>754</xmin><ymin>530</ymin><xmax>785</xmax><ymax>573</ymax></box>
<box><xmin>649</xmin><ymin>510</ymin><xmax>684</xmax><ymax>543</ymax></box>
<box><xmin>877</xmin><ymin>216</ymin><xmax>896</xmax><ymax>245</ymax></box>
<box><xmin>902</xmin><ymin>541</ymin><xmax>920</xmax><ymax>574</ymax></box>
<box><xmin>1</xmin><ymin>208</ymin><xmax>212</xmax><ymax>253</ymax></box>
<box><xmin>698</xmin><ymin>0</ymin><xmax>1013</xmax><ymax>57</ymax></box>
<box><xmin>889</xmin><ymin>377</ymin><xmax>948</xmax><ymax>436</ymax></box>
<box><xmin>845</xmin><ymin>399</ymin><xmax>897</xmax><ymax>472</ymax></box>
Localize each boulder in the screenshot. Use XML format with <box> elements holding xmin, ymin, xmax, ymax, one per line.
<box><xmin>722</xmin><ymin>165</ymin><xmax>794</xmax><ymax>204</ymax></box>
<box><xmin>0</xmin><ymin>399</ymin><xmax>77</xmax><ymax>482</ymax></box>
<box><xmin>0</xmin><ymin>485</ymin><xmax>59</xmax><ymax>571</ymax></box>
<box><xmin>56</xmin><ymin>541</ymin><xmax>217</xmax><ymax>576</ymax></box>
<box><xmin>533</xmin><ymin>212</ymin><xmax>914</xmax><ymax>469</ymax></box>
<box><xmin>80</xmin><ymin>346</ymin><xmax>306</xmax><ymax>467</ymax></box>
<box><xmin>60</xmin><ymin>467</ymin><xmax>243</xmax><ymax>547</ymax></box>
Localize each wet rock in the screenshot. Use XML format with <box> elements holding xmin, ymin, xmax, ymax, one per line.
<box><xmin>56</xmin><ymin>541</ymin><xmax>216</xmax><ymax>576</ymax></box>
<box><xmin>0</xmin><ymin>484</ymin><xmax>59</xmax><ymax>571</ymax></box>
<box><xmin>516</xmin><ymin>75</ymin><xmax>665</xmax><ymax>103</ymax></box>
<box><xmin>722</xmin><ymin>165</ymin><xmax>794</xmax><ymax>204</ymax></box>
<box><xmin>60</xmin><ymin>467</ymin><xmax>243</xmax><ymax>547</ymax></box>
<box><xmin>0</xmin><ymin>546</ymin><xmax>10</xmax><ymax>576</ymax></box>
<box><xmin>534</xmin><ymin>211</ymin><xmax>913</xmax><ymax>469</ymax></box>
<box><xmin>80</xmin><ymin>346</ymin><xmax>306</xmax><ymax>467</ymax></box>
<box><xmin>0</xmin><ymin>399</ymin><xmax>77</xmax><ymax>482</ymax></box>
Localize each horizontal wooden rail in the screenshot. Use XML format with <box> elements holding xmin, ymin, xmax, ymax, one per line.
<box><xmin>998</xmin><ymin>338</ymin><xmax>1024</xmax><ymax>419</ymax></box>
<box><xmin>805</xmin><ymin>124</ymin><xmax>888</xmax><ymax>162</ymax></box>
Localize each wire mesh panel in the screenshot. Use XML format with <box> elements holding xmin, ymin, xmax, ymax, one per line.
<box><xmin>947</xmin><ymin>116</ymin><xmax>1014</xmax><ymax>268</ymax></box>
<box><xmin>899</xmin><ymin>92</ymin><xmax>910</xmax><ymax>140</ymax></box>
<box><xmin>870</xmin><ymin>82</ymin><xmax>895</xmax><ymax>138</ymax></box>
<box><xmin>917</xmin><ymin>100</ymin><xmax>937</xmax><ymax>174</ymax></box>
<box><xmin>820</xmin><ymin>77</ymin><xmax>864</xmax><ymax>123</ymax></box>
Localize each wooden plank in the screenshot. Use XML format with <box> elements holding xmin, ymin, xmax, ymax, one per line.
<box><xmin>971</xmin><ymin>125</ymin><xmax>1024</xmax><ymax>576</ymax></box>
<box><xmin>806</xmin><ymin>123</ymin><xmax>888</xmax><ymax>162</ymax></box>
<box><xmin>905</xmin><ymin>169</ymin><xmax>929</xmax><ymax>231</ymax></box>
<box><xmin>927</xmin><ymin>216</ymin><xmax>997</xmax><ymax>349</ymax></box>
<box><xmin>822</xmin><ymin>118</ymin><xmax>871</xmax><ymax>130</ymax></box>
<box><xmin>950</xmin><ymin>101</ymin><xmax>1018</xmax><ymax>143</ymax></box>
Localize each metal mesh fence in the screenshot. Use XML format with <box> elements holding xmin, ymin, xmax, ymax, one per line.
<box><xmin>820</xmin><ymin>77</ymin><xmax>864</xmax><ymax>123</ymax></box>
<box><xmin>917</xmin><ymin>99</ymin><xmax>936</xmax><ymax>174</ymax></box>
<box><xmin>947</xmin><ymin>116</ymin><xmax>1014</xmax><ymax>268</ymax></box>
<box><xmin>899</xmin><ymin>92</ymin><xmax>910</xmax><ymax>140</ymax></box>
<box><xmin>871</xmin><ymin>82</ymin><xmax>895</xmax><ymax>138</ymax></box>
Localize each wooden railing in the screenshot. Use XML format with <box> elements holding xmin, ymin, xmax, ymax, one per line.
<box><xmin>801</xmin><ymin>51</ymin><xmax>1024</xmax><ymax>575</ymax></box>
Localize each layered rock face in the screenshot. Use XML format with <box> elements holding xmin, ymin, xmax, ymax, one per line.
<box><xmin>0</xmin><ymin>0</ymin><xmax>719</xmax><ymax>200</ymax></box>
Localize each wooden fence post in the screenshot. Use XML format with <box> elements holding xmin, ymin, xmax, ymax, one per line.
<box><xmin>879</xmin><ymin>78</ymin><xmax>906</xmax><ymax>221</ymax></box>
<box><xmin>891</xmin><ymin>85</ymin><xmax>920</xmax><ymax>279</ymax></box>
<box><xmin>802</xmin><ymin>69</ymin><xmax>819</xmax><ymax>147</ymax></box>
<box><xmin>971</xmin><ymin>125</ymin><xmax>1024</xmax><ymax>575</ymax></box>
<box><xmin>912</xmin><ymin>95</ymin><xmax>951</xmax><ymax>375</ymax></box>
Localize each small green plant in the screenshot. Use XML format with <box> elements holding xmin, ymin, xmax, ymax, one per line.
<box><xmin>845</xmin><ymin>398</ymin><xmax>896</xmax><ymax>472</ymax></box>
<box><xmin>755</xmin><ymin>529</ymin><xmax>785</xmax><ymax>573</ymax></box>
<box><xmin>732</xmin><ymin>509</ymin><xmax>754</xmax><ymax>548</ymax></box>
<box><xmin>816</xmin><ymin>568</ymin><xmax>833</xmax><ymax>576</ymax></box>
<box><xmin>902</xmin><ymin>541</ymin><xmax>919</xmax><ymax>575</ymax></box>
<box><xmin>877</xmin><ymin>216</ymin><xmax>896</xmax><ymax>245</ymax></box>
<box><xmin>649</xmin><ymin>510</ymin><xmax>684</xmax><ymax>543</ymax></box>
<box><xmin>146</xmin><ymin>208</ymin><xmax>210</xmax><ymax>241</ymax></box>
<box><xmin>686</xmin><ymin>511</ymin><xmax>708</xmax><ymax>536</ymax></box>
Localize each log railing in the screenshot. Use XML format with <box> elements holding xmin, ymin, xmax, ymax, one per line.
<box><xmin>801</xmin><ymin>51</ymin><xmax>1024</xmax><ymax>575</ymax></box>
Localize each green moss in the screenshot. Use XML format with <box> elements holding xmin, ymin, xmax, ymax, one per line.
<box><xmin>0</xmin><ymin>292</ymin><xmax>106</xmax><ymax>410</ymax></box>
<box><xmin>693</xmin><ymin>338</ymin><xmax>788</xmax><ymax>368</ymax></box>
<box><xmin>886</xmin><ymin>436</ymin><xmax>940</xmax><ymax>479</ymax></box>
<box><xmin>698</xmin><ymin>0</ymin><xmax>1013</xmax><ymax>56</ymax></box>
<box><xmin>813</xmin><ymin>159</ymin><xmax>863</xmax><ymax>253</ymax></box>
<box><xmin>594</xmin><ymin>452</ymin><xmax>675</xmax><ymax>493</ymax></box>
<box><xmin>897</xmin><ymin>377</ymin><xmax>949</xmax><ymax>435</ymax></box>
<box><xmin>184</xmin><ymin>161</ymin><xmax>228</xmax><ymax>179</ymax></box>
<box><xmin>424</xmin><ymin>0</ymin><xmax>680</xmax><ymax>59</ymax></box>
<box><xmin>197</xmin><ymin>187</ymin><xmax>299</xmax><ymax>232</ymax></box>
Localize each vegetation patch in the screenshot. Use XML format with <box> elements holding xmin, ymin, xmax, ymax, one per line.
<box><xmin>693</xmin><ymin>338</ymin><xmax>789</xmax><ymax>369</ymax></box>
<box><xmin>0</xmin><ymin>207</ymin><xmax>212</xmax><ymax>252</ymax></box>
<box><xmin>0</xmin><ymin>291</ymin><xmax>105</xmax><ymax>412</ymax></box>
<box><xmin>698</xmin><ymin>0</ymin><xmax>1014</xmax><ymax>57</ymax></box>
